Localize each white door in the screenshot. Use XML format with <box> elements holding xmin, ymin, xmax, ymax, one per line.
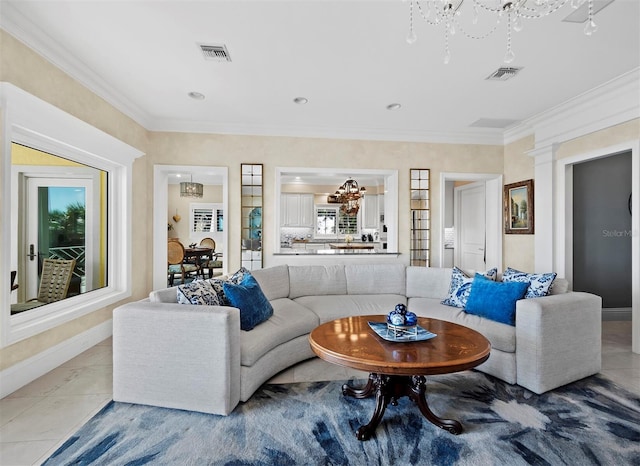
<box><xmin>455</xmin><ymin>182</ymin><xmax>486</xmax><ymax>271</ymax></box>
<box><xmin>24</xmin><ymin>176</ymin><xmax>95</xmax><ymax>300</ymax></box>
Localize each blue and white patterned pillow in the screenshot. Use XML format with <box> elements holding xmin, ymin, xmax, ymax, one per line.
<box><xmin>502</xmin><ymin>267</ymin><xmax>557</xmax><ymax>299</ymax></box>
<box><xmin>177</xmin><ymin>279</ymin><xmax>220</xmax><ymax>305</ymax></box>
<box><xmin>441</xmin><ymin>267</ymin><xmax>498</xmax><ymax>308</ymax></box>
<box><xmin>208</xmin><ymin>267</ymin><xmax>251</xmax><ymax>306</ymax></box>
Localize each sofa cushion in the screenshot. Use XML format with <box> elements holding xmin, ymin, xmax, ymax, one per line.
<box><xmin>502</xmin><ymin>267</ymin><xmax>557</xmax><ymax>299</ymax></box>
<box><xmin>149</xmin><ymin>286</ymin><xmax>180</xmax><ymax>303</ymax></box>
<box><xmin>294</xmin><ymin>294</ymin><xmax>406</xmax><ymax>323</ymax></box>
<box><xmin>465</xmin><ymin>275</ymin><xmax>528</xmax><ymax>326</ymax></box>
<box><xmin>406</xmin><ymin>266</ymin><xmax>453</xmax><ymax>299</ymax></box>
<box><xmin>345</xmin><ymin>263</ymin><xmax>406</xmax><ymax>295</ymax></box>
<box><xmin>251</xmin><ymin>265</ymin><xmax>290</xmax><ymax>301</ymax></box>
<box><xmin>223</xmin><ymin>274</ymin><xmax>273</xmax><ymax>331</ymax></box>
<box><xmin>408</xmin><ymin>297</ymin><xmax>516</xmax><ymax>353</ymax></box>
<box><xmin>176</xmin><ymin>280</ymin><xmax>220</xmax><ymax>305</ymax></box>
<box><xmin>441</xmin><ymin>266</ymin><xmax>498</xmax><ymax>308</ymax></box>
<box><xmin>549</xmin><ymin>278</ymin><xmax>569</xmax><ymax>295</ymax></box>
<box><xmin>288</xmin><ymin>265</ymin><xmax>347</xmax><ymax>299</ymax></box>
<box><xmin>240</xmin><ymin>298</ymin><xmax>319</xmax><ymax>367</ymax></box>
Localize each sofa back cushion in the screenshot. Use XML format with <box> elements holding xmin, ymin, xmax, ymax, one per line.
<box><xmin>288</xmin><ymin>265</ymin><xmax>347</xmax><ymax>299</ymax></box>
<box><xmin>251</xmin><ymin>265</ymin><xmax>290</xmax><ymax>301</ymax></box>
<box><xmin>406</xmin><ymin>266</ymin><xmax>453</xmax><ymax>299</ymax></box>
<box><xmin>549</xmin><ymin>278</ymin><xmax>569</xmax><ymax>295</ymax></box>
<box><xmin>149</xmin><ymin>286</ymin><xmax>179</xmax><ymax>303</ymax></box>
<box><xmin>345</xmin><ymin>263</ymin><xmax>406</xmax><ymax>295</ymax></box>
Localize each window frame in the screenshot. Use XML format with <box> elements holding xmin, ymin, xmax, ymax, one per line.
<box><xmin>0</xmin><ymin>82</ymin><xmax>143</xmax><ymax>347</ymax></box>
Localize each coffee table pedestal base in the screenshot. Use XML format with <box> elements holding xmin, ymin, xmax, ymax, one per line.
<box><xmin>342</xmin><ymin>373</ymin><xmax>463</xmax><ymax>441</ymax></box>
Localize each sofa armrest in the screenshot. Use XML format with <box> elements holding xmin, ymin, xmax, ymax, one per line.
<box><xmin>113</xmin><ymin>301</ymin><xmax>241</xmax><ymax>415</ymax></box>
<box><xmin>515</xmin><ymin>292</ymin><xmax>601</xmax><ymax>394</ymax></box>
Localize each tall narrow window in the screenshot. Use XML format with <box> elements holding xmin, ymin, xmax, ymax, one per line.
<box><xmin>241</xmin><ymin>164</ymin><xmax>263</xmax><ymax>270</ymax></box>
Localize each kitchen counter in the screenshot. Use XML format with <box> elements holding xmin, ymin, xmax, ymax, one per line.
<box><xmin>329</xmin><ymin>242</ymin><xmax>375</xmax><ymax>250</ymax></box>
<box><xmin>276</xmin><ymin>248</ymin><xmax>397</xmax><ymax>256</ymax></box>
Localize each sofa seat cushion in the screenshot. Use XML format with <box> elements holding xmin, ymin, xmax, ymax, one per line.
<box><xmin>294</xmin><ymin>294</ymin><xmax>407</xmax><ymax>324</ymax></box>
<box><xmin>240</xmin><ymin>298</ymin><xmax>319</xmax><ymax>367</ymax></box>
<box><xmin>408</xmin><ymin>297</ymin><xmax>515</xmax><ymax>353</ymax></box>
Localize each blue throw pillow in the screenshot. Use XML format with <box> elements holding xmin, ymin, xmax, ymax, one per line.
<box><xmin>502</xmin><ymin>267</ymin><xmax>557</xmax><ymax>298</ymax></box>
<box><xmin>464</xmin><ymin>274</ymin><xmax>528</xmax><ymax>326</ymax></box>
<box><xmin>441</xmin><ymin>266</ymin><xmax>498</xmax><ymax>308</ymax></box>
<box><xmin>223</xmin><ymin>273</ymin><xmax>273</xmax><ymax>331</ymax></box>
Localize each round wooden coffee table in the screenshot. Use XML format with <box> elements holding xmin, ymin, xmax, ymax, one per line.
<box><xmin>309</xmin><ymin>315</ymin><xmax>491</xmax><ymax>440</ymax></box>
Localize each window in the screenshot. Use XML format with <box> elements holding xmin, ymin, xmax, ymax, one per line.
<box><xmin>315</xmin><ymin>206</ymin><xmax>359</xmax><ymax>237</ymax></box>
<box><xmin>1</xmin><ymin>83</ymin><xmax>142</xmax><ymax>347</ymax></box>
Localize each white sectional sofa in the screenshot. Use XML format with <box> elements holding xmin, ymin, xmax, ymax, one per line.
<box><xmin>113</xmin><ymin>264</ymin><xmax>602</xmax><ymax>415</ymax></box>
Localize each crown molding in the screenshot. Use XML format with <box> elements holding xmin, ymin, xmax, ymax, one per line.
<box><xmin>0</xmin><ymin>3</ymin><xmax>155</xmax><ymax>129</ymax></box>
<box><xmin>504</xmin><ymin>67</ymin><xmax>640</xmax><ymax>148</ymax></box>
<box><xmin>147</xmin><ymin>119</ymin><xmax>505</xmax><ymax>146</ymax></box>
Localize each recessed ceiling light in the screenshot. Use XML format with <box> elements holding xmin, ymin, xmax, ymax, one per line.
<box><xmin>293</xmin><ymin>97</ymin><xmax>308</xmax><ymax>105</ymax></box>
<box><xmin>188</xmin><ymin>91</ymin><xmax>206</xmax><ymax>100</ymax></box>
<box><xmin>387</xmin><ymin>103</ymin><xmax>401</xmax><ymax>111</ymax></box>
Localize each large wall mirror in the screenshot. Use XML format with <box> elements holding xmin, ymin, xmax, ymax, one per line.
<box><xmin>410</xmin><ymin>169</ymin><xmax>430</xmax><ymax>266</ymax></box>
<box><xmin>275</xmin><ymin>168</ymin><xmax>398</xmax><ymax>253</ymax></box>
<box><xmin>10</xmin><ymin>144</ymin><xmax>108</xmax><ymax>313</ymax></box>
<box><xmin>241</xmin><ymin>164</ymin><xmax>263</xmax><ymax>270</ymax></box>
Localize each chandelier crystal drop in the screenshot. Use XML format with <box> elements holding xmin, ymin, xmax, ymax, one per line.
<box><xmin>405</xmin><ymin>0</ymin><xmax>599</xmax><ymax>64</ymax></box>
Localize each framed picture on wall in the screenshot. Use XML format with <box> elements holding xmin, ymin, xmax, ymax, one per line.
<box><xmin>504</xmin><ymin>179</ymin><xmax>534</xmax><ymax>234</ymax></box>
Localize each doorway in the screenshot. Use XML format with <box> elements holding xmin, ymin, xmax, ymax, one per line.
<box><xmin>455</xmin><ymin>181</ymin><xmax>487</xmax><ymax>271</ymax></box>
<box><xmin>573</xmin><ymin>151</ymin><xmax>632</xmax><ymax>320</ymax></box>
<box><xmin>152</xmin><ymin>165</ymin><xmax>228</xmax><ymax>290</ymax></box>
<box><xmin>440</xmin><ymin>173</ymin><xmax>503</xmax><ymax>271</ymax></box>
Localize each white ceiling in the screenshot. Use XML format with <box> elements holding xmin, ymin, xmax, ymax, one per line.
<box><xmin>2</xmin><ymin>0</ymin><xmax>639</xmax><ymax>145</ymax></box>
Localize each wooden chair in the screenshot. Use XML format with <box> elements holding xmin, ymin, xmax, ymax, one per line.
<box><xmin>11</xmin><ymin>270</ymin><xmax>18</xmax><ymax>291</ymax></box>
<box><xmin>199</xmin><ymin>237</ymin><xmax>223</xmax><ymax>278</ymax></box>
<box><xmin>35</xmin><ymin>259</ymin><xmax>76</xmax><ymax>303</ymax></box>
<box><xmin>168</xmin><ymin>241</ymin><xmax>199</xmax><ymax>286</ymax></box>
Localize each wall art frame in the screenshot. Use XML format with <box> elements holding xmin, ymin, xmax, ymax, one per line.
<box><xmin>504</xmin><ymin>179</ymin><xmax>534</xmax><ymax>235</ymax></box>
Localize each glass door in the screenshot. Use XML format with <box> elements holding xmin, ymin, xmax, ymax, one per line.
<box><xmin>23</xmin><ymin>177</ymin><xmax>93</xmax><ymax>302</ymax></box>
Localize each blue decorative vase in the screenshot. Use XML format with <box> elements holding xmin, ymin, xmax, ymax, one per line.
<box><xmin>387</xmin><ymin>304</ymin><xmax>417</xmax><ymax>327</ymax></box>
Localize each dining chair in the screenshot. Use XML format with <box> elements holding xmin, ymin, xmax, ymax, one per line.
<box><xmin>168</xmin><ymin>240</ymin><xmax>200</xmax><ymax>286</ymax></box>
<box><xmin>11</xmin><ymin>270</ymin><xmax>18</xmax><ymax>291</ymax></box>
<box><xmin>199</xmin><ymin>237</ymin><xmax>223</xmax><ymax>278</ymax></box>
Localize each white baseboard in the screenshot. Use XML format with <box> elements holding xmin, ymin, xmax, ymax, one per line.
<box><xmin>602</xmin><ymin>307</ymin><xmax>632</xmax><ymax>321</ymax></box>
<box><xmin>0</xmin><ymin>319</ymin><xmax>112</xmax><ymax>398</ymax></box>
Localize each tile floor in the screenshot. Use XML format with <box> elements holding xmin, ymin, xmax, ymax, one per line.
<box><xmin>1</xmin><ymin>321</ymin><xmax>637</xmax><ymax>466</ymax></box>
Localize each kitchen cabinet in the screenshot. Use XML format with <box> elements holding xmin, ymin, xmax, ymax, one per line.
<box><xmin>281</xmin><ymin>194</ymin><xmax>314</xmax><ymax>227</ymax></box>
<box><xmin>363</xmin><ymin>194</ymin><xmax>379</xmax><ymax>229</ymax></box>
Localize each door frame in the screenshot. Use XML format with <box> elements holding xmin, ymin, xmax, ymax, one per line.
<box><xmin>152</xmin><ymin>165</ymin><xmax>228</xmax><ymax>291</ymax></box>
<box><xmin>555</xmin><ymin>140</ymin><xmax>639</xmax><ymax>353</ymax></box>
<box><xmin>439</xmin><ymin>172</ymin><xmax>503</xmax><ymax>271</ymax></box>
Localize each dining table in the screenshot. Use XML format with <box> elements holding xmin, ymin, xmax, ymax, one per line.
<box><xmin>184</xmin><ymin>247</ymin><xmax>213</xmax><ymax>277</ymax></box>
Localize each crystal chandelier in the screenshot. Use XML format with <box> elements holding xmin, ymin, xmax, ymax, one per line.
<box><xmin>405</xmin><ymin>0</ymin><xmax>599</xmax><ymax>64</ymax></box>
<box><xmin>180</xmin><ymin>174</ymin><xmax>204</xmax><ymax>198</ymax></box>
<box><xmin>334</xmin><ymin>178</ymin><xmax>366</xmax><ymax>216</ymax></box>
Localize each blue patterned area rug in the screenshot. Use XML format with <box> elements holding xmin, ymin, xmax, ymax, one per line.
<box><xmin>44</xmin><ymin>372</ymin><xmax>639</xmax><ymax>465</ymax></box>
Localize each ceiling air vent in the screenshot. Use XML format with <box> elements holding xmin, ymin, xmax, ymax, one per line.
<box><xmin>485</xmin><ymin>67</ymin><xmax>522</xmax><ymax>81</ymax></box>
<box><xmin>199</xmin><ymin>44</ymin><xmax>231</xmax><ymax>62</ymax></box>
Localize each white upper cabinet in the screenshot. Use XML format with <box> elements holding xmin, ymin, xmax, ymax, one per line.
<box><xmin>281</xmin><ymin>194</ymin><xmax>314</xmax><ymax>227</ymax></box>
<box><xmin>363</xmin><ymin>194</ymin><xmax>379</xmax><ymax>229</ymax></box>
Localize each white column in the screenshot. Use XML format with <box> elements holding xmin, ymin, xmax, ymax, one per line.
<box><xmin>527</xmin><ymin>144</ymin><xmax>557</xmax><ymax>274</ymax></box>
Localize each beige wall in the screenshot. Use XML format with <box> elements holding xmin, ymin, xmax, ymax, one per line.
<box><xmin>503</xmin><ymin>135</ymin><xmax>536</xmax><ymax>272</ymax></box>
<box><xmin>556</xmin><ymin>119</ymin><xmax>640</xmax><ymax>160</ymax></box>
<box><xmin>147</xmin><ymin>132</ymin><xmax>504</xmax><ymax>271</ymax></box>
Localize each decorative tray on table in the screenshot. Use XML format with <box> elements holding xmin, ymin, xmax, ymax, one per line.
<box><xmin>367</xmin><ymin>322</ymin><xmax>437</xmax><ymax>343</ymax></box>
<box><xmin>367</xmin><ymin>304</ymin><xmax>437</xmax><ymax>342</ymax></box>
